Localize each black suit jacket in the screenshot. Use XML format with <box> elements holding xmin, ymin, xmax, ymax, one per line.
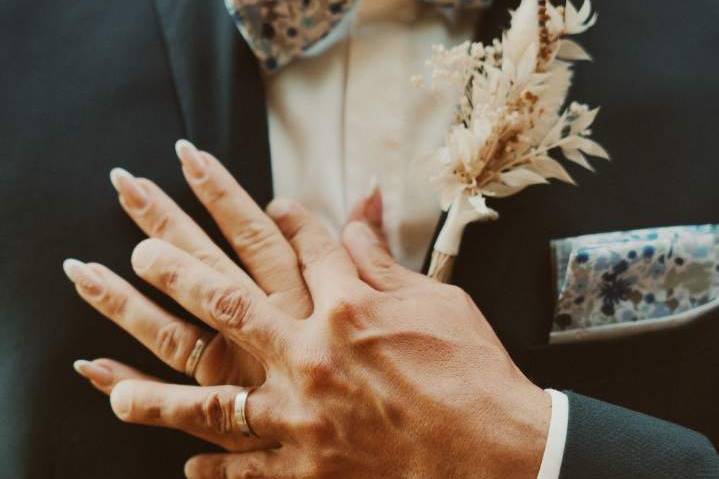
<box><xmin>2</xmin><ymin>0</ymin><xmax>718</xmax><ymax>477</ymax></box>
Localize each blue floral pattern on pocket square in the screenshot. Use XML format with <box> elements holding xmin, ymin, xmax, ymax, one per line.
<box><xmin>551</xmin><ymin>225</ymin><xmax>719</xmax><ymax>332</ymax></box>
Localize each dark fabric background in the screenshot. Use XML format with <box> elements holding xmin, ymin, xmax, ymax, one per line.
<box><xmin>1</xmin><ymin>0</ymin><xmax>717</xmax><ymax>477</ymax></box>
<box><xmin>459</xmin><ymin>0</ymin><xmax>719</xmax><ymax>448</ymax></box>
<box><xmin>1</xmin><ymin>1</ymin><xmax>271</xmax><ymax>476</ymax></box>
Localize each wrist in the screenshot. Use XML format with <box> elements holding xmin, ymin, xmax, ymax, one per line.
<box><xmin>501</xmin><ymin>384</ymin><xmax>552</xmax><ymax>477</ymax></box>
<box><xmin>472</xmin><ymin>376</ymin><xmax>552</xmax><ymax>478</ymax></box>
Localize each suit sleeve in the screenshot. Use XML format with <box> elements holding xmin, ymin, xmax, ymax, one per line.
<box><xmin>559</xmin><ymin>392</ymin><xmax>719</xmax><ymax>479</ymax></box>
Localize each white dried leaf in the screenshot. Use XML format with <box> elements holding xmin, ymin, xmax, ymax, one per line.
<box><xmin>503</xmin><ymin>0</ymin><xmax>539</xmax><ymax>66</ymax></box>
<box><xmin>546</xmin><ymin>3</ymin><xmax>565</xmax><ymax>36</ymax></box>
<box><xmin>562</xmin><ymin>148</ymin><xmax>595</xmax><ymax>171</ymax></box>
<box><xmin>528</xmin><ymin>156</ymin><xmax>576</xmax><ymax>184</ymax></box>
<box><xmin>570</xmin><ymin>107</ymin><xmax>599</xmax><ymax>134</ymax></box>
<box><xmin>482</xmin><ymin>182</ymin><xmax>529</xmax><ymax>198</ymax></box>
<box><xmin>564</xmin><ymin>0</ymin><xmax>598</xmax><ymax>35</ymax></box>
<box><xmin>578</xmin><ymin>0</ymin><xmax>593</xmax><ymax>20</ymax></box>
<box><xmin>564</xmin><ymin>1</ymin><xmax>580</xmax><ymax>30</ymax></box>
<box><xmin>557</xmin><ymin>39</ymin><xmax>592</xmax><ymax>61</ymax></box>
<box><xmin>516</xmin><ymin>42</ymin><xmax>539</xmax><ymax>88</ymax></box>
<box><xmin>415</xmin><ymin>0</ymin><xmax>605</xmax><ymax>259</ymax></box>
<box><xmin>574</xmin><ymin>136</ymin><xmax>610</xmax><ymax>159</ymax></box>
<box><xmin>500</xmin><ymin>168</ymin><xmax>549</xmax><ymax>188</ymax></box>
<box><xmin>542</xmin><ymin>112</ymin><xmax>568</xmax><ymax>148</ymax></box>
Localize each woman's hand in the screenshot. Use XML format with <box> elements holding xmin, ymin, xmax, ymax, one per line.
<box><xmin>67</xmin><ymin>141</ymin><xmax>550</xmax><ymax>477</ymax></box>
<box><xmin>65</xmin><ymin>140</ymin><xmax>383</xmax><ymax>449</ymax></box>
<box><xmin>68</xmin><ymin>160</ymin><xmax>550</xmax><ymax>478</ymax></box>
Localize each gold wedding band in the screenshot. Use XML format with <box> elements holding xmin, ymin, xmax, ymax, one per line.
<box><xmin>234</xmin><ymin>388</ymin><xmax>256</xmax><ymax>437</ymax></box>
<box><xmin>184</xmin><ymin>336</ymin><xmax>209</xmax><ymax>377</ymax></box>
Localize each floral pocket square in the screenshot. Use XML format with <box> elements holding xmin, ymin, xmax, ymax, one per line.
<box><xmin>550</xmin><ymin>225</ymin><xmax>719</xmax><ymax>337</ymax></box>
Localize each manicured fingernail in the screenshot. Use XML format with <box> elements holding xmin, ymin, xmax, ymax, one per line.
<box><xmin>109</xmin><ymin>167</ymin><xmax>148</xmax><ymax>210</ymax></box>
<box><xmin>184</xmin><ymin>458</ymin><xmax>200</xmax><ymax>479</ymax></box>
<box><xmin>365</xmin><ymin>179</ymin><xmax>383</xmax><ymax>227</ymax></box>
<box><xmin>131</xmin><ymin>238</ymin><xmax>161</xmax><ymax>273</ymax></box>
<box><xmin>175</xmin><ymin>139</ymin><xmax>206</xmax><ymax>179</ymax></box>
<box><xmin>73</xmin><ymin>359</ymin><xmax>113</xmax><ymax>386</ymax></box>
<box><xmin>367</xmin><ymin>175</ymin><xmax>379</xmax><ymax>196</ymax></box>
<box><xmin>63</xmin><ymin>258</ymin><xmax>105</xmax><ymax>296</ymax></box>
<box><xmin>266</xmin><ymin>197</ymin><xmax>295</xmax><ymax>219</ymax></box>
<box><xmin>109</xmin><ymin>381</ymin><xmax>132</xmax><ymax>420</ymax></box>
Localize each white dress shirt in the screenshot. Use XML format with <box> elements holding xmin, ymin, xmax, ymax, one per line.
<box><xmin>262</xmin><ymin>0</ymin><xmax>568</xmax><ymax>476</ymax></box>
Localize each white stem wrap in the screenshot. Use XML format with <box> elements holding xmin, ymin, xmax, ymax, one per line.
<box><xmin>428</xmin><ymin>193</ymin><xmax>498</xmax><ymax>283</ymax></box>
<box><xmin>434</xmin><ymin>194</ymin><xmax>498</xmax><ymax>255</ymax></box>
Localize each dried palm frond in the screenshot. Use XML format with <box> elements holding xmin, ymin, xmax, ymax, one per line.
<box><xmin>419</xmin><ymin>0</ymin><xmax>607</xmax><ymax>281</ymax></box>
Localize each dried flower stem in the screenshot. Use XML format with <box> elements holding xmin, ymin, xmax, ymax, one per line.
<box><xmin>422</xmin><ymin>0</ymin><xmax>605</xmax><ymax>283</ymax></box>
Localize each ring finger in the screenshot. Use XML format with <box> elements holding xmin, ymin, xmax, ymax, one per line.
<box><xmin>109</xmin><ymin>379</ymin><xmax>282</xmax><ymax>450</ymax></box>
<box><xmin>63</xmin><ymin>259</ymin><xmax>264</xmax><ymax>386</ymax></box>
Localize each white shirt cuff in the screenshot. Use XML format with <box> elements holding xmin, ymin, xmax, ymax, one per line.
<box><xmin>536</xmin><ymin>389</ymin><xmax>569</xmax><ymax>479</ymax></box>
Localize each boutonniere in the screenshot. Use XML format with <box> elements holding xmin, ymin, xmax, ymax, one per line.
<box><xmin>416</xmin><ymin>0</ymin><xmax>608</xmax><ymax>282</ymax></box>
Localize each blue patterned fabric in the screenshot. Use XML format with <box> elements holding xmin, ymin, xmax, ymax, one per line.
<box><xmin>551</xmin><ymin>225</ymin><xmax>719</xmax><ymax>332</ymax></box>
<box><xmin>225</xmin><ymin>0</ymin><xmax>493</xmax><ymax>71</ymax></box>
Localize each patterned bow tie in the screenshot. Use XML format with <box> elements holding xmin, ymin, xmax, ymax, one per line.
<box><xmin>225</xmin><ymin>0</ymin><xmax>492</xmax><ymax>71</ymax></box>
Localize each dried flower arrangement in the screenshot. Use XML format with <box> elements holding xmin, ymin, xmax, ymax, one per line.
<box><xmin>417</xmin><ymin>0</ymin><xmax>608</xmax><ymax>282</ymax></box>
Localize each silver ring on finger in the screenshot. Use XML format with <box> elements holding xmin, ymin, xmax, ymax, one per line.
<box><xmin>234</xmin><ymin>388</ymin><xmax>257</xmax><ymax>437</ymax></box>
<box><xmin>185</xmin><ymin>335</ymin><xmax>211</xmax><ymax>377</ymax></box>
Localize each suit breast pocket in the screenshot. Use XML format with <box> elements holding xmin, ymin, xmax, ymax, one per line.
<box><xmin>549</xmin><ymin>299</ymin><xmax>719</xmax><ymax>344</ymax></box>
<box><xmin>549</xmin><ymin>225</ymin><xmax>719</xmax><ymax>344</ymax></box>
<box><xmin>527</xmin><ymin>303</ymin><xmax>719</xmax><ymax>445</ymax></box>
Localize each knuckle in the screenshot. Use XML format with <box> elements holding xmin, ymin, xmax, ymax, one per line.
<box><xmin>199</xmin><ymin>391</ymin><xmax>233</xmax><ymax>434</ymax></box>
<box><xmin>309</xmin><ymin>451</ymin><xmax>343</xmax><ymax>479</ymax></box>
<box><xmin>159</xmin><ymin>264</ymin><xmax>181</xmax><ymax>291</ymax></box>
<box><xmin>298</xmin><ymin>241</ymin><xmax>335</xmax><ymax>272</ymax></box>
<box><xmin>235</xmin><ymin>466</ymin><xmax>262</xmax><ymax>479</ymax></box>
<box><xmin>202</xmin><ymin>182</ymin><xmax>228</xmax><ymax>206</ymax></box>
<box><xmin>368</xmin><ymin>249</ymin><xmax>396</xmax><ymax>272</ymax></box>
<box><xmin>206</xmin><ymin>287</ymin><xmax>251</xmax><ymax>329</ymax></box>
<box><xmin>443</xmin><ymin>284</ymin><xmax>468</xmax><ymax>302</ymax></box>
<box><xmin>231</xmin><ymin>221</ymin><xmax>276</xmax><ymax>255</ymax></box>
<box><xmin>99</xmin><ymin>289</ymin><xmax>129</xmax><ymax>318</ymax></box>
<box><xmin>193</xmin><ymin>249</ymin><xmax>225</xmax><ymax>271</ymax></box>
<box><xmin>297</xmin><ymin>355</ymin><xmax>338</xmax><ymax>393</ymax></box>
<box><xmin>299</xmin><ymin>413</ymin><xmax>337</xmax><ymax>445</ymax></box>
<box><xmin>148</xmin><ymin>211</ymin><xmax>172</xmax><ymax>237</ymax></box>
<box><xmin>327</xmin><ymin>296</ymin><xmax>357</xmax><ymax>321</ymax></box>
<box><xmin>310</xmin><ymin>418</ymin><xmax>337</xmax><ymax>444</ymax></box>
<box><xmin>156</xmin><ymin>321</ymin><xmax>191</xmax><ymax>364</ymax></box>
<box><xmin>211</xmin><ymin>460</ymin><xmax>230</xmax><ymax>479</ymax></box>
<box><xmin>325</xmin><ymin>291</ymin><xmax>374</xmax><ymax>328</ymax></box>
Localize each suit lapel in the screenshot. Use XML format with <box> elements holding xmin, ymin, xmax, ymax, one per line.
<box><xmin>152</xmin><ymin>0</ymin><xmax>274</xmax><ymax>206</ymax></box>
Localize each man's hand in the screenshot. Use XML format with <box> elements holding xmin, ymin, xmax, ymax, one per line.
<box><xmin>117</xmin><ymin>216</ymin><xmax>550</xmax><ymax>478</ymax></box>
<box><xmin>67</xmin><ymin>142</ymin><xmax>550</xmax><ymax>478</ymax></box>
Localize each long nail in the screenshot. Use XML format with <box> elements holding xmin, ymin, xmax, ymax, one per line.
<box><xmin>365</xmin><ymin>178</ymin><xmax>383</xmax><ymax>227</ymax></box>
<box><xmin>109</xmin><ymin>167</ymin><xmax>148</xmax><ymax>210</ymax></box>
<box><xmin>73</xmin><ymin>359</ymin><xmax>113</xmax><ymax>386</ymax></box>
<box><xmin>184</xmin><ymin>458</ymin><xmax>201</xmax><ymax>479</ymax></box>
<box><xmin>109</xmin><ymin>382</ymin><xmax>133</xmax><ymax>420</ymax></box>
<box><xmin>175</xmin><ymin>139</ymin><xmax>206</xmax><ymax>180</ymax></box>
<box><xmin>130</xmin><ymin>238</ymin><xmax>161</xmax><ymax>274</ymax></box>
<box><xmin>63</xmin><ymin>258</ymin><xmax>105</xmax><ymax>297</ymax></box>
